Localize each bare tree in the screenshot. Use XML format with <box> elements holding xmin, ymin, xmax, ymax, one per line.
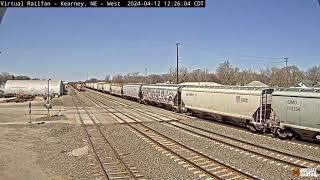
<box><xmin>306</xmin><ymin>65</ymin><xmax>320</xmax><ymax>86</ymax></box>
<box><xmin>0</xmin><ymin>72</ymin><xmax>14</xmax><ymax>84</ymax></box>
<box><xmin>112</xmin><ymin>74</ymin><xmax>124</xmax><ymax>83</ymax></box>
<box><xmin>87</xmin><ymin>78</ymin><xmax>98</xmax><ymax>82</ymax></box>
<box><xmin>15</xmin><ymin>75</ymin><xmax>31</xmax><ymax>80</ymax></box>
<box><xmin>216</xmin><ymin>61</ymin><xmax>239</xmax><ymax>85</ymax></box>
<box><xmin>168</xmin><ymin>66</ymin><xmax>189</xmax><ymax>83</ymax></box>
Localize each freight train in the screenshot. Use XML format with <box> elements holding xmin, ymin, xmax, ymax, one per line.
<box><xmin>84</xmin><ymin>82</ymin><xmax>320</xmax><ymax>142</ymax></box>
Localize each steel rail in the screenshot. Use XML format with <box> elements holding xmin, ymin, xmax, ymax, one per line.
<box><xmin>82</xmin><ymin>91</ymin><xmax>257</xmax><ymax>180</ymax></box>
<box><xmin>72</xmin><ymin>89</ymin><xmax>140</xmax><ymax>180</ymax></box>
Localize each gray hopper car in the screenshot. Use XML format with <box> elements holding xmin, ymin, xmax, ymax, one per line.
<box><xmin>141</xmin><ymin>84</ymin><xmax>182</xmax><ymax>111</ymax></box>
<box><xmin>181</xmin><ymin>85</ymin><xmax>274</xmax><ymax>132</ymax></box>
<box><xmin>110</xmin><ymin>84</ymin><xmax>123</xmax><ymax>96</ymax></box>
<box><xmin>272</xmin><ymin>88</ymin><xmax>320</xmax><ymax>141</ymax></box>
<box><xmin>101</xmin><ymin>83</ymin><xmax>111</xmax><ymax>93</ymax></box>
<box><xmin>123</xmin><ymin>84</ymin><xmax>143</xmax><ymax>101</ymax></box>
<box><xmin>85</xmin><ymin>81</ymin><xmax>320</xmax><ymax>142</ymax></box>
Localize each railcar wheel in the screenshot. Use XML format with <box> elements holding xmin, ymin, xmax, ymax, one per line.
<box><xmin>276</xmin><ymin>128</ymin><xmax>296</xmax><ymax>140</ymax></box>
<box><xmin>245</xmin><ymin>122</ymin><xmax>257</xmax><ymax>133</ymax></box>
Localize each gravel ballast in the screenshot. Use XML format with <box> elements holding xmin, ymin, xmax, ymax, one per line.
<box><xmin>145</xmin><ymin>121</ymin><xmax>295</xmax><ymax>179</ymax></box>
<box><xmin>101</xmin><ymin>123</ymin><xmax>201</xmax><ymax>180</ymax></box>
<box><xmin>180</xmin><ymin>118</ymin><xmax>320</xmax><ymax>161</ymax></box>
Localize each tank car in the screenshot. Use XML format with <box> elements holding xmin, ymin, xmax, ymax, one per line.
<box><xmin>123</xmin><ymin>84</ymin><xmax>143</xmax><ymax>102</ymax></box>
<box><xmin>181</xmin><ymin>85</ymin><xmax>274</xmax><ymax>132</ymax></box>
<box><xmin>272</xmin><ymin>88</ymin><xmax>320</xmax><ymax>141</ymax></box>
<box><xmin>4</xmin><ymin>80</ymin><xmax>64</xmax><ymax>97</ymax></box>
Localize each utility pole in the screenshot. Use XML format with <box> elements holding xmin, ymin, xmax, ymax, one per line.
<box><xmin>284</xmin><ymin>57</ymin><xmax>289</xmax><ymax>71</ymax></box>
<box><xmin>284</xmin><ymin>57</ymin><xmax>290</xmax><ymax>86</ymax></box>
<box><xmin>144</xmin><ymin>68</ymin><xmax>147</xmax><ymax>83</ymax></box>
<box><xmin>176</xmin><ymin>43</ymin><xmax>181</xmax><ymax>84</ymax></box>
<box><xmin>46</xmin><ymin>79</ymin><xmax>51</xmax><ymax>121</ymax></box>
<box><xmin>86</xmin><ymin>72</ymin><xmax>88</xmax><ymax>82</ymax></box>
<box><xmin>284</xmin><ymin>57</ymin><xmax>289</xmax><ymax>79</ymax></box>
<box><xmin>205</xmin><ymin>68</ymin><xmax>208</xmax><ymax>82</ymax></box>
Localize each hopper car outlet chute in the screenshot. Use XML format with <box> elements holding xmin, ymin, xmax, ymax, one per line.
<box><xmin>181</xmin><ymin>86</ymin><xmax>274</xmax><ymax>132</ymax></box>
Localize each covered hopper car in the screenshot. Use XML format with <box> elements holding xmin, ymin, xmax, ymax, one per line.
<box><xmin>123</xmin><ymin>84</ymin><xmax>143</xmax><ymax>101</ymax></box>
<box><xmin>181</xmin><ymin>86</ymin><xmax>274</xmax><ymax>132</ymax></box>
<box><xmin>141</xmin><ymin>84</ymin><xmax>182</xmax><ymax>111</ymax></box>
<box><xmin>84</xmin><ymin>82</ymin><xmax>320</xmax><ymax>142</ymax></box>
<box><xmin>101</xmin><ymin>83</ymin><xmax>111</xmax><ymax>93</ymax></box>
<box><xmin>110</xmin><ymin>84</ymin><xmax>123</xmax><ymax>97</ymax></box>
<box><xmin>272</xmin><ymin>88</ymin><xmax>320</xmax><ymax>141</ymax></box>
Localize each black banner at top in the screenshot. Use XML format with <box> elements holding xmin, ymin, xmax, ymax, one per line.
<box><xmin>0</xmin><ymin>0</ymin><xmax>206</xmax><ymax>8</ymax></box>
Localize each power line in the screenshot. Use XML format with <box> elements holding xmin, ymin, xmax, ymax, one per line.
<box><xmin>227</xmin><ymin>54</ymin><xmax>284</xmax><ymax>60</ymax></box>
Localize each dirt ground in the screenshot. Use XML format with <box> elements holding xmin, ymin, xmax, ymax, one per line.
<box><xmin>0</xmin><ymin>123</ymin><xmax>94</xmax><ymax>180</ymax></box>
<box><xmin>0</xmin><ymin>95</ymin><xmax>95</xmax><ymax>180</ymax></box>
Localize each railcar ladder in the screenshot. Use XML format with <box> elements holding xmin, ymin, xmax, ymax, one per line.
<box><xmin>257</xmin><ymin>90</ymin><xmax>269</xmax><ymax>124</ymax></box>
<box><xmin>176</xmin><ymin>90</ymin><xmax>181</xmax><ymax>108</ymax></box>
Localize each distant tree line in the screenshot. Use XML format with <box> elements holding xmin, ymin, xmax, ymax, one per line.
<box><xmin>0</xmin><ymin>72</ymin><xmax>37</xmax><ymax>84</ymax></box>
<box><xmin>88</xmin><ymin>61</ymin><xmax>320</xmax><ymax>87</ymax></box>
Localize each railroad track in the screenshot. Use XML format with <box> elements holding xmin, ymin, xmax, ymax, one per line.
<box><xmin>86</xmin><ymin>90</ymin><xmax>320</xmax><ymax>174</ymax></box>
<box><xmin>71</xmin><ymin>89</ymin><xmax>145</xmax><ymax>180</ymax></box>
<box><xmin>82</xmin><ymin>91</ymin><xmax>258</xmax><ymax>180</ymax></box>
<box><xmin>167</xmin><ymin>121</ymin><xmax>320</xmax><ymax>173</ymax></box>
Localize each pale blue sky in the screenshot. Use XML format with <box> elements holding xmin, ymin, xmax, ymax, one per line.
<box><xmin>0</xmin><ymin>0</ymin><xmax>320</xmax><ymax>81</ymax></box>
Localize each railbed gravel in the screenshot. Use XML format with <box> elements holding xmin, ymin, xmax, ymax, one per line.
<box><xmin>101</xmin><ymin>123</ymin><xmax>200</xmax><ymax>180</ymax></box>
<box><xmin>180</xmin><ymin>118</ymin><xmax>320</xmax><ymax>161</ymax></box>
<box><xmin>144</xmin><ymin>121</ymin><xmax>294</xmax><ymax>180</ymax></box>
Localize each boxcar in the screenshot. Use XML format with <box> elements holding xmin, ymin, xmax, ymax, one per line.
<box><xmin>141</xmin><ymin>84</ymin><xmax>182</xmax><ymax>110</ymax></box>
<box><xmin>110</xmin><ymin>84</ymin><xmax>123</xmax><ymax>96</ymax></box>
<box><xmin>272</xmin><ymin>88</ymin><xmax>320</xmax><ymax>141</ymax></box>
<box><xmin>181</xmin><ymin>85</ymin><xmax>274</xmax><ymax>132</ymax></box>
<box><xmin>123</xmin><ymin>84</ymin><xmax>143</xmax><ymax>101</ymax></box>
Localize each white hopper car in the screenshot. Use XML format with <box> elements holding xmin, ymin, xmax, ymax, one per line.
<box><xmin>272</xmin><ymin>88</ymin><xmax>320</xmax><ymax>141</ymax></box>
<box><xmin>181</xmin><ymin>86</ymin><xmax>274</xmax><ymax>132</ymax></box>
<box><xmin>123</xmin><ymin>84</ymin><xmax>143</xmax><ymax>101</ymax></box>
<box><xmin>110</xmin><ymin>84</ymin><xmax>123</xmax><ymax>96</ymax></box>
<box><xmin>141</xmin><ymin>84</ymin><xmax>182</xmax><ymax>111</ymax></box>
